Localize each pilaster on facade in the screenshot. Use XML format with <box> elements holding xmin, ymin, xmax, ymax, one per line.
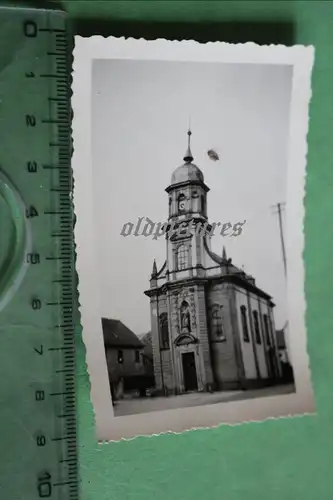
<box><xmin>195</xmin><ymin>285</ymin><xmax>214</xmax><ymax>390</ymax></box>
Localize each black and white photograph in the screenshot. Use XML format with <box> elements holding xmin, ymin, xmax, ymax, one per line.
<box><xmin>73</xmin><ymin>37</ymin><xmax>315</xmax><ymax>441</ymax></box>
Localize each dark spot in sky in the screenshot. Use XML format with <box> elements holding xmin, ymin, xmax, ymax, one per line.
<box><xmin>207</xmin><ymin>150</ymin><xmax>219</xmax><ymax>161</ymax></box>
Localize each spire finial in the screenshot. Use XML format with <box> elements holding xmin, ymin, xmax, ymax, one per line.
<box><xmin>183</xmin><ymin>126</ymin><xmax>194</xmax><ymax>163</ymax></box>
<box><xmin>222</xmin><ymin>246</ymin><xmax>227</xmax><ymax>260</ymax></box>
<box><xmin>152</xmin><ymin>259</ymin><xmax>157</xmax><ymax>277</ymax></box>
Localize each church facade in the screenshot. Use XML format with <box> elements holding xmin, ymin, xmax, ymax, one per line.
<box><xmin>144</xmin><ymin>131</ymin><xmax>282</xmax><ymax>395</ymax></box>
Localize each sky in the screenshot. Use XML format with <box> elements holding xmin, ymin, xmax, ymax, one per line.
<box><xmin>91</xmin><ymin>59</ymin><xmax>292</xmax><ymax>335</ymax></box>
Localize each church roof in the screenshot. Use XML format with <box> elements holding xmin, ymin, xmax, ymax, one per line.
<box><xmin>171</xmin><ymin>162</ymin><xmax>204</xmax><ymax>185</ymax></box>
<box><xmin>204</xmin><ymin>240</ymin><xmax>256</xmax><ymax>284</ymax></box>
<box><xmin>101</xmin><ymin>318</ymin><xmax>144</xmax><ymax>349</ymax></box>
<box><xmin>204</xmin><ymin>237</ymin><xmax>238</xmax><ymax>270</ymax></box>
<box><xmin>170</xmin><ymin>129</ymin><xmax>204</xmax><ymax>186</ymax></box>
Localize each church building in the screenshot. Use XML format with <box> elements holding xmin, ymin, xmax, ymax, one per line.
<box><xmin>144</xmin><ymin>131</ymin><xmax>282</xmax><ymax>395</ymax></box>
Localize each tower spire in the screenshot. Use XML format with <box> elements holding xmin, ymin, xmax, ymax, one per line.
<box><xmin>222</xmin><ymin>246</ymin><xmax>227</xmax><ymax>260</ymax></box>
<box><xmin>183</xmin><ymin>128</ymin><xmax>194</xmax><ymax>163</ymax></box>
<box><xmin>151</xmin><ymin>259</ymin><xmax>157</xmax><ymax>277</ymax></box>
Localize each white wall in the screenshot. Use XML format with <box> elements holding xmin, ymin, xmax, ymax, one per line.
<box><xmin>235</xmin><ymin>290</ymin><xmax>257</xmax><ymax>379</ymax></box>
<box><xmin>235</xmin><ymin>288</ymin><xmax>272</xmax><ymax>380</ymax></box>
<box><xmin>250</xmin><ymin>293</ymin><xmax>268</xmax><ymax>378</ymax></box>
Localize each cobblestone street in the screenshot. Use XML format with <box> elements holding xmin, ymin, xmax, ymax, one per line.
<box><xmin>113</xmin><ymin>384</ymin><xmax>295</xmax><ymax>417</ymax></box>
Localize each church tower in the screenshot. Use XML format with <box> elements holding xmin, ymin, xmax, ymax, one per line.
<box><xmin>144</xmin><ymin>130</ymin><xmax>282</xmax><ymax>397</ymax></box>
<box><xmin>165</xmin><ymin>129</ymin><xmax>212</xmax><ymax>281</ymax></box>
<box><xmin>145</xmin><ymin>131</ymin><xmax>215</xmax><ymax>395</ymax></box>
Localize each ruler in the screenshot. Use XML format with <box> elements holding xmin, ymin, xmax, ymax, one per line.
<box><xmin>0</xmin><ymin>7</ymin><xmax>78</xmax><ymax>500</ymax></box>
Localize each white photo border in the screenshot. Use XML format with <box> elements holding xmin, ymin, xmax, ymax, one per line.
<box><xmin>72</xmin><ymin>36</ymin><xmax>315</xmax><ymax>442</ymax></box>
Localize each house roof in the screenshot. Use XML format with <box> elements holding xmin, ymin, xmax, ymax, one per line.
<box><xmin>101</xmin><ymin>318</ymin><xmax>144</xmax><ymax>349</ymax></box>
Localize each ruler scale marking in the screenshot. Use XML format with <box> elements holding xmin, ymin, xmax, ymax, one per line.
<box><xmin>0</xmin><ymin>8</ymin><xmax>78</xmax><ymax>500</ymax></box>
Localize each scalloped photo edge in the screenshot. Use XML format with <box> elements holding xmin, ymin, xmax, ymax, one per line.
<box><xmin>72</xmin><ymin>36</ymin><xmax>315</xmax><ymax>442</ymax></box>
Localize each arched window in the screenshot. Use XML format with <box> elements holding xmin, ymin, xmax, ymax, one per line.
<box><xmin>159</xmin><ymin>313</ymin><xmax>169</xmax><ymax>349</ymax></box>
<box><xmin>177</xmin><ymin>244</ymin><xmax>188</xmax><ymax>270</ymax></box>
<box><xmin>263</xmin><ymin>314</ymin><xmax>271</xmax><ymax>346</ymax></box>
<box><xmin>240</xmin><ymin>305</ymin><xmax>250</xmax><ymax>342</ymax></box>
<box><xmin>211</xmin><ymin>305</ymin><xmax>225</xmax><ymax>340</ymax></box>
<box><xmin>253</xmin><ymin>310</ymin><xmax>261</xmax><ymax>344</ymax></box>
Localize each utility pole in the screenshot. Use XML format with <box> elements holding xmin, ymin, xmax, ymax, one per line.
<box><xmin>271</xmin><ymin>202</ymin><xmax>290</xmax><ymax>369</ymax></box>
<box><xmin>271</xmin><ymin>202</ymin><xmax>287</xmax><ymax>278</ymax></box>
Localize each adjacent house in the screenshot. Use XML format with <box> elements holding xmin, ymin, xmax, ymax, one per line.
<box><xmin>140</xmin><ymin>331</ymin><xmax>154</xmax><ymax>377</ymax></box>
<box><xmin>102</xmin><ymin>318</ymin><xmax>145</xmax><ymax>398</ymax></box>
<box><xmin>276</xmin><ymin>328</ymin><xmax>287</xmax><ymax>360</ymax></box>
<box><xmin>276</xmin><ymin>325</ymin><xmax>294</xmax><ymax>383</ymax></box>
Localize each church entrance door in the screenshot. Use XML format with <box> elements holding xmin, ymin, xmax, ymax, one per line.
<box><xmin>182</xmin><ymin>352</ymin><xmax>198</xmax><ymax>392</ymax></box>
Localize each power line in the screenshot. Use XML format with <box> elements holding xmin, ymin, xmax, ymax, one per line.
<box><xmin>271</xmin><ymin>202</ymin><xmax>287</xmax><ymax>279</ymax></box>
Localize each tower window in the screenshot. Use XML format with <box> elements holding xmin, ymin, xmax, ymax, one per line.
<box><xmin>263</xmin><ymin>314</ymin><xmax>271</xmax><ymax>346</ymax></box>
<box><xmin>117</xmin><ymin>349</ymin><xmax>124</xmax><ymax>364</ymax></box>
<box><xmin>176</xmin><ymin>244</ymin><xmax>188</xmax><ymax>270</ymax></box>
<box><xmin>253</xmin><ymin>310</ymin><xmax>261</xmax><ymax>344</ymax></box>
<box><xmin>159</xmin><ymin>312</ymin><xmax>169</xmax><ymax>349</ymax></box>
<box><xmin>211</xmin><ymin>305</ymin><xmax>225</xmax><ymax>340</ymax></box>
<box><xmin>178</xmin><ymin>194</ymin><xmax>186</xmax><ymax>212</ymax></box>
<box><xmin>192</xmin><ymin>191</ymin><xmax>199</xmax><ymax>198</ymax></box>
<box><xmin>240</xmin><ymin>305</ymin><xmax>250</xmax><ymax>342</ymax></box>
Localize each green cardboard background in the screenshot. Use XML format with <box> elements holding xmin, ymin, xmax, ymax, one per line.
<box><xmin>6</xmin><ymin>1</ymin><xmax>333</xmax><ymax>499</ymax></box>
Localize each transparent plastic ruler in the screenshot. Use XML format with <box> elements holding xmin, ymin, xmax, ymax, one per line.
<box><xmin>0</xmin><ymin>7</ymin><xmax>78</xmax><ymax>500</ymax></box>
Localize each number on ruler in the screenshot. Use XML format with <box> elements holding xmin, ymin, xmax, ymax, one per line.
<box><xmin>31</xmin><ymin>298</ymin><xmax>42</xmax><ymax>310</ymax></box>
<box><xmin>26</xmin><ymin>206</ymin><xmax>39</xmax><ymax>218</ymax></box>
<box><xmin>35</xmin><ymin>390</ymin><xmax>45</xmax><ymax>401</ymax></box>
<box><xmin>26</xmin><ymin>115</ymin><xmax>36</xmax><ymax>127</ymax></box>
<box><xmin>27</xmin><ymin>161</ymin><xmax>38</xmax><ymax>173</ymax></box>
<box><xmin>34</xmin><ymin>345</ymin><xmax>43</xmax><ymax>355</ymax></box>
<box><xmin>36</xmin><ymin>434</ymin><xmax>46</xmax><ymax>447</ymax></box>
<box><xmin>23</xmin><ymin>20</ymin><xmax>38</xmax><ymax>38</ymax></box>
<box><xmin>19</xmin><ymin>15</ymin><xmax>77</xmax><ymax>498</ymax></box>
<box><xmin>32</xmin><ymin>298</ymin><xmax>43</xmax><ymax>353</ymax></box>
<box><xmin>37</xmin><ymin>471</ymin><xmax>52</xmax><ymax>498</ymax></box>
<box><xmin>23</xmin><ymin>19</ymin><xmax>37</xmax><ymax>76</ymax></box>
<box><xmin>26</xmin><ymin>253</ymin><xmax>40</xmax><ymax>264</ymax></box>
